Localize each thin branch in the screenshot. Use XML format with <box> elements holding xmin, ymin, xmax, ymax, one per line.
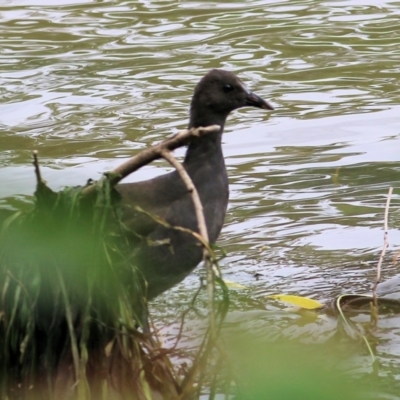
<box><xmin>82</xmin><ymin>125</ymin><xmax>220</xmax><ymax>196</ymax></box>
<box><xmin>161</xmin><ymin>150</ymin><xmax>216</xmax><ymax>339</ymax></box>
<box><xmin>372</xmin><ymin>186</ymin><xmax>393</xmax><ymax>318</ymax></box>
<box><xmin>133</xmin><ymin>206</ymin><xmax>214</xmax><ymax>252</ymax></box>
<box><xmin>32</xmin><ymin>150</ymin><xmax>42</xmax><ymax>185</ymax></box>
<box><xmin>160</xmin><ymin>150</ymin><xmax>208</xmax><ymax>242</ymax></box>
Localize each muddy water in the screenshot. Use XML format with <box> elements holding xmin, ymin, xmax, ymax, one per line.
<box><xmin>1</xmin><ymin>0</ymin><xmax>400</xmax><ymax>393</ymax></box>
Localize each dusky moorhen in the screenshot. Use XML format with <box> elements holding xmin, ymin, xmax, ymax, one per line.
<box><xmin>117</xmin><ymin>69</ymin><xmax>273</xmax><ymax>299</ymax></box>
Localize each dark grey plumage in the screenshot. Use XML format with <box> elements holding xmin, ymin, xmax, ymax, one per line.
<box><xmin>116</xmin><ymin>69</ymin><xmax>273</xmax><ymax>299</ymax></box>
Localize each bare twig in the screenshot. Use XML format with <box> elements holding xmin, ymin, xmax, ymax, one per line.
<box><xmin>32</xmin><ymin>150</ymin><xmax>42</xmax><ymax>185</ymax></box>
<box><xmin>160</xmin><ymin>150</ymin><xmax>209</xmax><ymax>242</ymax></box>
<box><xmin>133</xmin><ymin>206</ymin><xmax>214</xmax><ymax>252</ymax></box>
<box><xmin>161</xmin><ymin>150</ymin><xmax>216</xmax><ymax>339</ymax></box>
<box><xmin>82</xmin><ymin>125</ymin><xmax>220</xmax><ymax>196</ymax></box>
<box><xmin>372</xmin><ymin>186</ymin><xmax>393</xmax><ymax>321</ymax></box>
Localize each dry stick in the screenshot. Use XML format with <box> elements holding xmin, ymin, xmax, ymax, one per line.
<box><xmin>160</xmin><ymin>150</ymin><xmax>219</xmax><ymax>397</ymax></box>
<box><xmin>372</xmin><ymin>186</ymin><xmax>393</xmax><ymax>315</ymax></box>
<box><xmin>161</xmin><ymin>149</ymin><xmax>216</xmax><ymax>340</ymax></box>
<box><xmin>32</xmin><ymin>150</ymin><xmax>42</xmax><ymax>185</ymax></box>
<box><xmin>160</xmin><ymin>150</ymin><xmax>209</xmax><ymax>244</ymax></box>
<box><xmin>81</xmin><ymin>125</ymin><xmax>221</xmax><ymax>196</ymax></box>
<box><xmin>134</xmin><ymin>206</ymin><xmax>214</xmax><ymax>252</ymax></box>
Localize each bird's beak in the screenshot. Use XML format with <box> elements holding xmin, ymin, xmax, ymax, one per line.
<box><xmin>245</xmin><ymin>92</ymin><xmax>274</xmax><ymax>110</ymax></box>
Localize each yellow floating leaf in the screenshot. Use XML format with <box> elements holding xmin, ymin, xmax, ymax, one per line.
<box><xmin>269</xmin><ymin>295</ymin><xmax>324</xmax><ymax>310</ymax></box>
<box><xmin>224</xmin><ymin>279</ymin><xmax>248</xmax><ymax>290</ymax></box>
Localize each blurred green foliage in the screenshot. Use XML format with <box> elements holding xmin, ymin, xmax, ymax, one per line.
<box><xmin>0</xmin><ymin>181</ymin><xmax>151</xmax><ymax>398</ymax></box>
<box><xmin>226</xmin><ymin>334</ymin><xmax>363</xmax><ymax>400</ymax></box>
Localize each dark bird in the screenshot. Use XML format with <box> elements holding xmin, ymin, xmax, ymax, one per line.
<box><xmin>116</xmin><ymin>69</ymin><xmax>273</xmax><ymax>300</ymax></box>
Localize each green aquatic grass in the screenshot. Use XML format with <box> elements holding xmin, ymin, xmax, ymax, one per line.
<box><xmin>0</xmin><ymin>169</ymin><xmax>232</xmax><ymax>400</ymax></box>
<box><xmin>0</xmin><ymin>179</ymin><xmax>162</xmax><ymax>399</ymax></box>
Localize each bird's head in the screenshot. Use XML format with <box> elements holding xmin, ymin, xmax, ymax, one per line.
<box><xmin>189</xmin><ymin>69</ymin><xmax>273</xmax><ymax>128</ymax></box>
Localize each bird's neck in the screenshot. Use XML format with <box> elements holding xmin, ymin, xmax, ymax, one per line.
<box><xmin>183</xmin><ymin>107</ymin><xmax>229</xmax><ymax>243</ymax></box>
<box><xmin>183</xmin><ymin>132</ymin><xmax>224</xmax><ymax>166</ymax></box>
<box><xmin>184</xmin><ymin>107</ymin><xmax>226</xmax><ymax>165</ymax></box>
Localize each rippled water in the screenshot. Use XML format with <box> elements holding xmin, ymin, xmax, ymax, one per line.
<box><xmin>1</xmin><ymin>0</ymin><xmax>400</xmax><ymax>393</ymax></box>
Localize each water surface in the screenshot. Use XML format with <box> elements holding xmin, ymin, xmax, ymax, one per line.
<box><xmin>1</xmin><ymin>0</ymin><xmax>400</xmax><ymax>392</ymax></box>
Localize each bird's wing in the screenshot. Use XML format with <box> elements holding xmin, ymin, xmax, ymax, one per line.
<box><xmin>115</xmin><ymin>170</ymin><xmax>189</xmax><ymax>237</ymax></box>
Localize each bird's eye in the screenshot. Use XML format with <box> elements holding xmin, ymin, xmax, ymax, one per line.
<box><xmin>223</xmin><ymin>84</ymin><xmax>234</xmax><ymax>93</ymax></box>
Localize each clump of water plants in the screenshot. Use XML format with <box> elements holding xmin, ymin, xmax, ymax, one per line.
<box><xmin>0</xmin><ymin>174</ymin><xmax>180</xmax><ymax>399</ymax></box>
